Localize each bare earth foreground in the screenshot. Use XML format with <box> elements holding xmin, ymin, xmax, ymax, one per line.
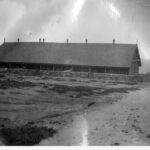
<box><xmin>0</xmin><ymin>70</ymin><xmax>150</xmax><ymax>146</ymax></box>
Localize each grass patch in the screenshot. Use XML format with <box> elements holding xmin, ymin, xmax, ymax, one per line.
<box><xmin>0</xmin><ymin>79</ymin><xmax>37</xmax><ymax>89</ymax></box>
<box><xmin>0</xmin><ymin>125</ymin><xmax>57</xmax><ymax>146</ymax></box>
<box><xmin>99</xmin><ymin>88</ymin><xmax>138</xmax><ymax>95</ymax></box>
<box><xmin>49</xmin><ymin>84</ymin><xmax>139</xmax><ymax>98</ymax></box>
<box><xmin>0</xmin><ymin>74</ymin><xmax>5</xmax><ymax>78</ymax></box>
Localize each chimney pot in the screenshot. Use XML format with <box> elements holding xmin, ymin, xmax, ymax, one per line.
<box><xmin>43</xmin><ymin>38</ymin><xmax>45</xmax><ymax>44</ymax></box>
<box><xmin>39</xmin><ymin>38</ymin><xmax>41</xmax><ymax>43</ymax></box>
<box><xmin>113</xmin><ymin>39</ymin><xmax>115</xmax><ymax>45</ymax></box>
<box><xmin>4</xmin><ymin>38</ymin><xmax>5</xmax><ymax>43</ymax></box>
<box><xmin>86</xmin><ymin>39</ymin><xmax>88</xmax><ymax>46</ymax></box>
<box><xmin>18</xmin><ymin>38</ymin><xmax>20</xmax><ymax>43</ymax></box>
<box><xmin>67</xmin><ymin>39</ymin><xmax>69</xmax><ymax>45</ymax></box>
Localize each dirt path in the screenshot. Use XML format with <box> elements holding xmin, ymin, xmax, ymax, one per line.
<box><xmin>39</xmin><ymin>84</ymin><xmax>150</xmax><ymax>146</ymax></box>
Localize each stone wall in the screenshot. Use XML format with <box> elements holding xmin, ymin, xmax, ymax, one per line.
<box><xmin>46</xmin><ymin>71</ymin><xmax>143</xmax><ymax>83</ymax></box>
<box><xmin>0</xmin><ymin>68</ymin><xmax>143</xmax><ymax>83</ymax></box>
<box><xmin>142</xmin><ymin>74</ymin><xmax>150</xmax><ymax>82</ymax></box>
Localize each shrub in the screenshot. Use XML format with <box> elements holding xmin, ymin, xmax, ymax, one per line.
<box><xmin>0</xmin><ymin>125</ymin><xmax>57</xmax><ymax>146</ymax></box>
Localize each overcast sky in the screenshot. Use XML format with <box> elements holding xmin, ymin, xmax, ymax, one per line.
<box><xmin>0</xmin><ymin>0</ymin><xmax>150</xmax><ymax>73</ymax></box>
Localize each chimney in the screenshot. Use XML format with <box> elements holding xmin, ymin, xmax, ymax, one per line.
<box><xmin>39</xmin><ymin>38</ymin><xmax>41</xmax><ymax>44</ymax></box>
<box><xmin>4</xmin><ymin>38</ymin><xmax>5</xmax><ymax>43</ymax></box>
<box><xmin>43</xmin><ymin>38</ymin><xmax>45</xmax><ymax>44</ymax></box>
<box><xmin>67</xmin><ymin>39</ymin><xmax>69</xmax><ymax>45</ymax></box>
<box><xmin>113</xmin><ymin>39</ymin><xmax>115</xmax><ymax>45</ymax></box>
<box><xmin>85</xmin><ymin>39</ymin><xmax>88</xmax><ymax>46</ymax></box>
<box><xmin>17</xmin><ymin>38</ymin><xmax>20</xmax><ymax>43</ymax></box>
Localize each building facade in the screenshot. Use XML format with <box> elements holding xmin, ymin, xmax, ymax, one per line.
<box><xmin>0</xmin><ymin>41</ymin><xmax>142</xmax><ymax>75</ymax></box>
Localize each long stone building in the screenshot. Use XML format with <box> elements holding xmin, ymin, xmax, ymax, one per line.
<box><xmin>0</xmin><ymin>39</ymin><xmax>141</xmax><ymax>75</ymax></box>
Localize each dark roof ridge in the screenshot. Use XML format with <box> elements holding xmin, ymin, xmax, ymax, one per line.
<box><xmin>2</xmin><ymin>42</ymin><xmax>137</xmax><ymax>46</ymax></box>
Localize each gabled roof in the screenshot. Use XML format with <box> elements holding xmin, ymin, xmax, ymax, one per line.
<box><xmin>0</xmin><ymin>42</ymin><xmax>141</xmax><ymax>68</ymax></box>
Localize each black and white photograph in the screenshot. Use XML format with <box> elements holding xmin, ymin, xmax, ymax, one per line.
<box><xmin>0</xmin><ymin>0</ymin><xmax>150</xmax><ymax>147</ymax></box>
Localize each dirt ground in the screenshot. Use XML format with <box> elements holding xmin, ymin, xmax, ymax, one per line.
<box><xmin>0</xmin><ymin>69</ymin><xmax>149</xmax><ymax>146</ymax></box>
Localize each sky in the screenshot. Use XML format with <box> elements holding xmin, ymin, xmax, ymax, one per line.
<box><xmin>0</xmin><ymin>0</ymin><xmax>150</xmax><ymax>73</ymax></box>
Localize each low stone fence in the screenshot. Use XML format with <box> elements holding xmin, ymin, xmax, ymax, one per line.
<box><xmin>46</xmin><ymin>71</ymin><xmax>143</xmax><ymax>83</ymax></box>
<box><xmin>142</xmin><ymin>74</ymin><xmax>150</xmax><ymax>82</ymax></box>
<box><xmin>0</xmin><ymin>68</ymin><xmax>143</xmax><ymax>83</ymax></box>
<box><xmin>93</xmin><ymin>73</ymin><xmax>143</xmax><ymax>83</ymax></box>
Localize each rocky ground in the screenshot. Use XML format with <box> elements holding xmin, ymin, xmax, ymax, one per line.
<box><xmin>39</xmin><ymin>84</ymin><xmax>150</xmax><ymax>146</ymax></box>
<box><xmin>0</xmin><ymin>69</ymin><xmax>149</xmax><ymax>146</ymax></box>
